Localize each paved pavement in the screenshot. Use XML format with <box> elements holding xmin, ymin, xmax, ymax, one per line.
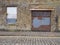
<box><xmin>0</xmin><ymin>32</ymin><xmax>60</xmax><ymax>45</ymax></box>
<box><xmin>0</xmin><ymin>31</ymin><xmax>60</xmax><ymax>37</ymax></box>
<box><xmin>0</xmin><ymin>36</ymin><xmax>60</xmax><ymax>45</ymax></box>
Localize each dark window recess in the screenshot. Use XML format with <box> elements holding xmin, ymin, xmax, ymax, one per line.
<box><xmin>55</xmin><ymin>16</ymin><xmax>58</xmax><ymax>23</ymax></box>
<box><xmin>32</xmin><ymin>10</ymin><xmax>51</xmax><ymax>17</ymax></box>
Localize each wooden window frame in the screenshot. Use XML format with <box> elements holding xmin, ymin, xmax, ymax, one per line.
<box><xmin>31</xmin><ymin>9</ymin><xmax>52</xmax><ymax>31</ymax></box>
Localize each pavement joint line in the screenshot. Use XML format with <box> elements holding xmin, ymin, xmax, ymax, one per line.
<box><xmin>0</xmin><ymin>36</ymin><xmax>60</xmax><ymax>38</ymax></box>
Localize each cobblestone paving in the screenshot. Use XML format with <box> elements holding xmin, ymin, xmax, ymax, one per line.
<box><xmin>0</xmin><ymin>36</ymin><xmax>60</xmax><ymax>45</ymax></box>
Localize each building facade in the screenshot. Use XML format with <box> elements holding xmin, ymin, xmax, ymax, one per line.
<box><xmin>0</xmin><ymin>0</ymin><xmax>60</xmax><ymax>32</ymax></box>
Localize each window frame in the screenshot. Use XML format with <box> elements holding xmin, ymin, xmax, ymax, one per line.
<box><xmin>6</xmin><ymin>6</ymin><xmax>17</xmax><ymax>24</ymax></box>
<box><xmin>31</xmin><ymin>10</ymin><xmax>51</xmax><ymax>31</ymax></box>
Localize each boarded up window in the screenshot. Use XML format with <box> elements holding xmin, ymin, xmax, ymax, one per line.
<box><xmin>32</xmin><ymin>10</ymin><xmax>51</xmax><ymax>31</ymax></box>
<box><xmin>33</xmin><ymin>17</ymin><xmax>50</xmax><ymax>28</ymax></box>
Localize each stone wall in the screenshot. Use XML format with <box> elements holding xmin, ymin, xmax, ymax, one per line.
<box><xmin>0</xmin><ymin>0</ymin><xmax>60</xmax><ymax>31</ymax></box>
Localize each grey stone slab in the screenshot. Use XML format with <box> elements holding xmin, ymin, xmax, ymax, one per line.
<box><xmin>0</xmin><ymin>36</ymin><xmax>60</xmax><ymax>45</ymax></box>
